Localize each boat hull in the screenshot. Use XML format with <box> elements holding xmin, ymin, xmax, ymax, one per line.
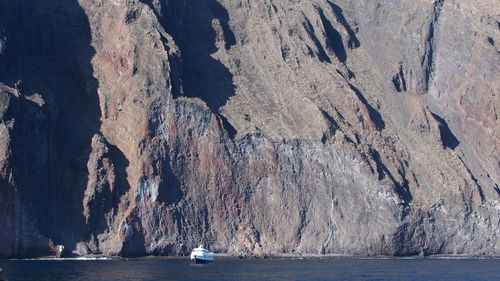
<box><xmin>191</xmin><ymin>257</ymin><xmax>214</xmax><ymax>264</ymax></box>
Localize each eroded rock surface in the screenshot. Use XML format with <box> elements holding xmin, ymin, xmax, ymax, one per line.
<box><xmin>0</xmin><ymin>0</ymin><xmax>498</xmax><ymax>257</ymax></box>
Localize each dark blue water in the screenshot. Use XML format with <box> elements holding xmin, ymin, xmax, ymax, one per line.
<box><xmin>0</xmin><ymin>257</ymin><xmax>499</xmax><ymax>281</ymax></box>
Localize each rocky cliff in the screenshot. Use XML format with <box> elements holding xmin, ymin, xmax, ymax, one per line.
<box><xmin>0</xmin><ymin>0</ymin><xmax>498</xmax><ymax>258</ymax></box>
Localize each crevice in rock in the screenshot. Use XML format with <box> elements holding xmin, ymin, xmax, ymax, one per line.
<box><xmin>302</xmin><ymin>16</ymin><xmax>331</xmax><ymax>63</ymax></box>
<box><xmin>218</xmin><ymin>114</ymin><xmax>237</xmax><ymax>139</ymax></box>
<box><xmin>494</xmin><ymin>183</ymin><xmax>500</xmax><ymax>197</ymax></box>
<box><xmin>294</xmin><ymin>208</ymin><xmax>307</xmax><ymax>249</ymax></box>
<box><xmin>347</xmin><ymin>69</ymin><xmax>356</xmax><ymax>79</ymax></box>
<box><xmin>316</xmin><ymin>7</ymin><xmax>347</xmax><ymax>63</ymax></box>
<box><xmin>457</xmin><ymin>156</ymin><xmax>485</xmax><ymax>202</ymax></box>
<box><xmin>369</xmin><ymin>148</ymin><xmax>386</xmax><ymax>181</ymax></box>
<box><xmin>348</xmin><ymin>83</ymin><xmax>385</xmax><ymax>131</ymax></box>
<box><xmin>487</xmin><ymin>36</ymin><xmax>494</xmax><ymax>46</ymax></box>
<box><xmin>320</xmin><ymin>109</ymin><xmax>340</xmax><ymax>143</ymax></box>
<box><xmin>335</xmin><ymin>68</ymin><xmax>355</xmax><ymax>81</ymax></box>
<box><xmin>422</xmin><ymin>0</ymin><xmax>444</xmax><ymax>92</ymax></box>
<box><xmin>320</xmin><ymin>109</ymin><xmax>339</xmax><ymax>130</ymax></box>
<box><xmin>392</xmin><ymin>64</ymin><xmax>407</xmax><ymax>92</ymax></box>
<box><xmin>326</xmin><ymin>1</ymin><xmax>360</xmax><ymax>49</ymax></box>
<box><xmin>168</xmin><ymin>52</ymin><xmax>183</xmax><ymax>100</ymax></box>
<box><xmin>280</xmin><ymin>43</ymin><xmax>291</xmax><ymax>62</ymax></box>
<box><xmin>369</xmin><ymin>148</ymin><xmax>412</xmax><ymax>204</ymax></box>
<box><xmin>430</xmin><ymin>112</ymin><xmax>459</xmax><ymax>150</ymax></box>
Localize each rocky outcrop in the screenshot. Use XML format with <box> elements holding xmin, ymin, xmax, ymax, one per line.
<box><xmin>0</xmin><ymin>0</ymin><xmax>498</xmax><ymax>258</ymax></box>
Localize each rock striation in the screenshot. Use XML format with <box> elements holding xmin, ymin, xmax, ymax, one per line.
<box><xmin>0</xmin><ymin>0</ymin><xmax>498</xmax><ymax>257</ymax></box>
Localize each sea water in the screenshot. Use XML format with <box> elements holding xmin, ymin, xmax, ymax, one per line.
<box><xmin>0</xmin><ymin>257</ymin><xmax>499</xmax><ymax>281</ymax></box>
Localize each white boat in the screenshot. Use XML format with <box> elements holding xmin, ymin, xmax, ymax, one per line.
<box><xmin>190</xmin><ymin>245</ymin><xmax>215</xmax><ymax>264</ymax></box>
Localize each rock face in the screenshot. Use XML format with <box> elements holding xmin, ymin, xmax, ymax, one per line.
<box><xmin>0</xmin><ymin>0</ymin><xmax>498</xmax><ymax>257</ymax></box>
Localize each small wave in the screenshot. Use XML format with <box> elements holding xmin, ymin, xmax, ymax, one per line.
<box><xmin>65</xmin><ymin>257</ymin><xmax>112</xmax><ymax>261</ymax></box>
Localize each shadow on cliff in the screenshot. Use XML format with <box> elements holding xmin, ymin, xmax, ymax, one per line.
<box><xmin>141</xmin><ymin>0</ymin><xmax>237</xmax><ymax>138</ymax></box>
<box><xmin>157</xmin><ymin>150</ymin><xmax>183</xmax><ymax>205</ymax></box>
<box><xmin>348</xmin><ymin>83</ymin><xmax>385</xmax><ymax>131</ymax></box>
<box><xmin>86</xmin><ymin>140</ymin><xmax>131</xmax><ymax>243</ymax></box>
<box><xmin>326</xmin><ymin>1</ymin><xmax>360</xmax><ymax>49</ymax></box>
<box><xmin>369</xmin><ymin>148</ymin><xmax>412</xmax><ymax>204</ymax></box>
<box><xmin>430</xmin><ymin>112</ymin><xmax>460</xmax><ymax>150</ymax></box>
<box><xmin>317</xmin><ymin>7</ymin><xmax>347</xmax><ymax>63</ymax></box>
<box><xmin>0</xmin><ymin>0</ymin><xmax>102</xmax><ymax>254</ymax></box>
<box><xmin>305</xmin><ymin>2</ymin><xmax>360</xmax><ymax>64</ymax></box>
<box><xmin>0</xmin><ymin>177</ymin><xmax>16</xmax><ymax>258</ymax></box>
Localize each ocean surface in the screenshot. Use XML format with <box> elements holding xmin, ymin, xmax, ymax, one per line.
<box><xmin>0</xmin><ymin>257</ymin><xmax>499</xmax><ymax>281</ymax></box>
